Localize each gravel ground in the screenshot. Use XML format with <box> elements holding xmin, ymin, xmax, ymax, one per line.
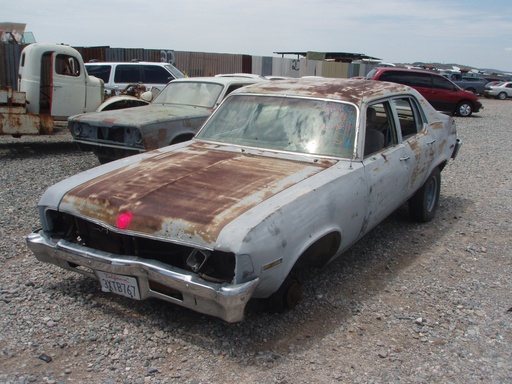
<box><xmin>0</xmin><ymin>101</ymin><xmax>510</xmax><ymax>384</ymax></box>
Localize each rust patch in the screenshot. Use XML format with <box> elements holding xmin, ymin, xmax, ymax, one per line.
<box><xmin>236</xmin><ymin>78</ymin><xmax>412</xmax><ymax>106</ymax></box>
<box><xmin>60</xmin><ymin>142</ymin><xmax>333</xmax><ymax>244</ymax></box>
<box><xmin>0</xmin><ymin>86</ymin><xmax>54</xmax><ymax>135</ymax></box>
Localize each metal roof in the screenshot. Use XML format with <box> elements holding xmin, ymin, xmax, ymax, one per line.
<box><xmin>274</xmin><ymin>51</ymin><xmax>381</xmax><ymax>62</ymax></box>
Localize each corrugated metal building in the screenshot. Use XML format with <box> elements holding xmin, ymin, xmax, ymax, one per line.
<box><xmin>0</xmin><ymin>44</ymin><xmax>379</xmax><ymax>89</ymax></box>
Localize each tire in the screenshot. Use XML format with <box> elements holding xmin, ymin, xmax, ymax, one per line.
<box><xmin>498</xmin><ymin>92</ymin><xmax>507</xmax><ymax>100</ymax></box>
<box><xmin>268</xmin><ymin>275</ymin><xmax>303</xmax><ymax>313</ymax></box>
<box><xmin>466</xmin><ymin>88</ymin><xmax>476</xmax><ymax>94</ymax></box>
<box><xmin>97</xmin><ymin>156</ymin><xmax>111</xmax><ymax>165</ymax></box>
<box><xmin>170</xmin><ymin>134</ymin><xmax>194</xmax><ymax>145</ymax></box>
<box><xmin>456</xmin><ymin>101</ymin><xmax>473</xmax><ymax>117</ymax></box>
<box><xmin>409</xmin><ymin>167</ymin><xmax>441</xmax><ymax>222</ymax></box>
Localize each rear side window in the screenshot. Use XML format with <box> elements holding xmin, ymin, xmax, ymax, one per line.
<box><xmin>392</xmin><ymin>98</ymin><xmax>424</xmax><ymax>140</ymax></box>
<box><xmin>85</xmin><ymin>65</ymin><xmax>112</xmax><ymax>83</ymax></box>
<box><xmin>143</xmin><ymin>65</ymin><xmax>173</xmax><ymax>84</ymax></box>
<box><xmin>114</xmin><ymin>65</ymin><xmax>142</xmax><ymax>83</ymax></box>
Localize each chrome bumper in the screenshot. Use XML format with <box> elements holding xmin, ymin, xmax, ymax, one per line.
<box><xmin>26</xmin><ymin>231</ymin><xmax>259</xmax><ymax>323</ymax></box>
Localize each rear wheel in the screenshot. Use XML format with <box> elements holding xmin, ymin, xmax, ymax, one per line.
<box><xmin>456</xmin><ymin>101</ymin><xmax>473</xmax><ymax>117</ymax></box>
<box><xmin>409</xmin><ymin>167</ymin><xmax>441</xmax><ymax>222</ymax></box>
<box><xmin>498</xmin><ymin>92</ymin><xmax>507</xmax><ymax>100</ymax></box>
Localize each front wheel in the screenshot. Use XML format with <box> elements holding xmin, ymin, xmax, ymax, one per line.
<box><xmin>498</xmin><ymin>92</ymin><xmax>507</xmax><ymax>100</ymax></box>
<box><xmin>268</xmin><ymin>275</ymin><xmax>303</xmax><ymax>313</ymax></box>
<box><xmin>456</xmin><ymin>101</ymin><xmax>473</xmax><ymax>117</ymax></box>
<box><xmin>409</xmin><ymin>167</ymin><xmax>441</xmax><ymax>222</ymax></box>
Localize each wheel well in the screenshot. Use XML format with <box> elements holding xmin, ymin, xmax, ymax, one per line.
<box><xmin>170</xmin><ymin>134</ymin><xmax>195</xmax><ymax>145</ymax></box>
<box><xmin>293</xmin><ymin>232</ymin><xmax>341</xmax><ymax>270</ymax></box>
<box><xmin>458</xmin><ymin>99</ymin><xmax>473</xmax><ymax>107</ymax></box>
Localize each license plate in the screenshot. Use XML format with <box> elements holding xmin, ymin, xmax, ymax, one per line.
<box><xmin>96</xmin><ymin>271</ymin><xmax>141</xmax><ymax>300</ymax></box>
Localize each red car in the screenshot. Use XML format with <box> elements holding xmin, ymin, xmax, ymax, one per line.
<box><xmin>366</xmin><ymin>67</ymin><xmax>482</xmax><ymax>117</ymax></box>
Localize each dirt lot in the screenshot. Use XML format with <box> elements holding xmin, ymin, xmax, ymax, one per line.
<box><xmin>0</xmin><ymin>99</ymin><xmax>510</xmax><ymax>383</ymax></box>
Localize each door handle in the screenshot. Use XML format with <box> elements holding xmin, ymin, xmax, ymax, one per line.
<box><xmin>53</xmin><ymin>85</ymin><xmax>63</xmax><ymax>89</ymax></box>
<box><xmin>400</xmin><ymin>155</ymin><xmax>410</xmax><ymax>161</ymax></box>
<box><xmin>427</xmin><ymin>139</ymin><xmax>436</xmax><ymax>145</ymax></box>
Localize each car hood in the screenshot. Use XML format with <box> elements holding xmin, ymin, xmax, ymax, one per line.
<box><xmin>58</xmin><ymin>142</ymin><xmax>335</xmax><ymax>246</ymax></box>
<box><xmin>71</xmin><ymin>104</ymin><xmax>213</xmax><ymax>127</ymax></box>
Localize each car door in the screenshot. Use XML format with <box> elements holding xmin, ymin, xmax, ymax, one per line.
<box><xmin>362</xmin><ymin>100</ymin><xmax>414</xmax><ymax>233</ymax></box>
<box><xmin>391</xmin><ymin>96</ymin><xmax>436</xmax><ymax>197</ymax></box>
<box><xmin>50</xmin><ymin>52</ymin><xmax>87</xmax><ymax>118</ymax></box>
<box><xmin>505</xmin><ymin>82</ymin><xmax>512</xmax><ymax>97</ymax></box>
<box><xmin>429</xmin><ymin>74</ymin><xmax>461</xmax><ymax>112</ymax></box>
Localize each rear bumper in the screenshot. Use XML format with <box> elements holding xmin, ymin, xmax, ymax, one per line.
<box><xmin>26</xmin><ymin>230</ymin><xmax>259</xmax><ymax>323</ymax></box>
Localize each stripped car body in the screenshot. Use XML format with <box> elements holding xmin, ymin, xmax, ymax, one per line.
<box><xmin>27</xmin><ymin>78</ymin><xmax>461</xmax><ymax>322</ymax></box>
<box><xmin>68</xmin><ymin>76</ymin><xmax>266</xmax><ymax>163</ymax></box>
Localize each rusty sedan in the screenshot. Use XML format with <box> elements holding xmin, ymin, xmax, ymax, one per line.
<box><xmin>27</xmin><ymin>78</ymin><xmax>461</xmax><ymax>322</ymax></box>
<box><xmin>68</xmin><ymin>76</ymin><xmax>266</xmax><ymax>164</ymax></box>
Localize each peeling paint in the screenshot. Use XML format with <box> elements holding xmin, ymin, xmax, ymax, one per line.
<box><xmin>60</xmin><ymin>142</ymin><xmax>333</xmax><ymax>245</ymax></box>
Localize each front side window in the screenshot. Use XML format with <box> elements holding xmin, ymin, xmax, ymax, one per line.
<box><xmin>432</xmin><ymin>75</ymin><xmax>456</xmax><ymax>91</ymax></box>
<box><xmin>197</xmin><ymin>95</ymin><xmax>358</xmax><ymax>159</ymax></box>
<box><xmin>55</xmin><ymin>54</ymin><xmax>80</xmax><ymax>77</ymax></box>
<box><xmin>143</xmin><ymin>65</ymin><xmax>173</xmax><ymax>84</ymax></box>
<box><xmin>364</xmin><ymin>102</ymin><xmax>397</xmax><ymax>157</ymax></box>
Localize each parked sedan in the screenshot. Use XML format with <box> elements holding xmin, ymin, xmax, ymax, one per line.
<box><xmin>68</xmin><ymin>76</ymin><xmax>266</xmax><ymax>163</ymax></box>
<box><xmin>27</xmin><ymin>79</ymin><xmax>461</xmax><ymax>322</ymax></box>
<box><xmin>484</xmin><ymin>81</ymin><xmax>512</xmax><ymax>99</ymax></box>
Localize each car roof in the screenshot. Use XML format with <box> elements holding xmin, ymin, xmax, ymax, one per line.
<box><xmin>170</xmin><ymin>76</ymin><xmax>267</xmax><ymax>85</ymax></box>
<box><xmin>85</xmin><ymin>61</ymin><xmax>172</xmax><ymax>66</ymax></box>
<box><xmin>373</xmin><ymin>67</ymin><xmax>446</xmax><ymax>77</ymax></box>
<box><xmin>233</xmin><ymin>78</ymin><xmax>415</xmax><ymax>105</ymax></box>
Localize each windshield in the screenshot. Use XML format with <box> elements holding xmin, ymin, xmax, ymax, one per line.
<box><xmin>197</xmin><ymin>95</ymin><xmax>358</xmax><ymax>159</ymax></box>
<box><xmin>153</xmin><ymin>82</ymin><xmax>224</xmax><ymax>108</ymax></box>
<box><xmin>165</xmin><ymin>64</ymin><xmax>186</xmax><ymax>79</ymax></box>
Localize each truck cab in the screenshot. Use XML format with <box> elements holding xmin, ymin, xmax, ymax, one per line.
<box><xmin>18</xmin><ymin>43</ymin><xmax>104</xmax><ymax>120</ymax></box>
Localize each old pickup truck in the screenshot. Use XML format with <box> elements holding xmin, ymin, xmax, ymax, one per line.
<box><xmin>1</xmin><ymin>43</ymin><xmax>166</xmax><ymax>135</ymax></box>
<box><xmin>446</xmin><ymin>73</ymin><xmax>487</xmax><ymax>95</ymax></box>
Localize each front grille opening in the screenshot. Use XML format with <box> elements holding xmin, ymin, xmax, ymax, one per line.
<box><xmin>149</xmin><ymin>280</ymin><xmax>183</xmax><ymax>301</ymax></box>
<box><xmin>47</xmin><ymin>210</ymin><xmax>236</xmax><ymax>282</ymax></box>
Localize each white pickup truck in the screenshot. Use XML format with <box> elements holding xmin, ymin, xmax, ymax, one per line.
<box><xmin>1</xmin><ymin>43</ymin><xmax>156</xmax><ymax>135</ymax></box>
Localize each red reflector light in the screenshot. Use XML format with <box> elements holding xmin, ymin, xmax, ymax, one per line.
<box><xmin>117</xmin><ymin>212</ymin><xmax>133</xmax><ymax>229</ymax></box>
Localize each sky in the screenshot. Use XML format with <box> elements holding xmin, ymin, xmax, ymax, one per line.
<box><xmin>3</xmin><ymin>0</ymin><xmax>512</xmax><ymax>72</ymax></box>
